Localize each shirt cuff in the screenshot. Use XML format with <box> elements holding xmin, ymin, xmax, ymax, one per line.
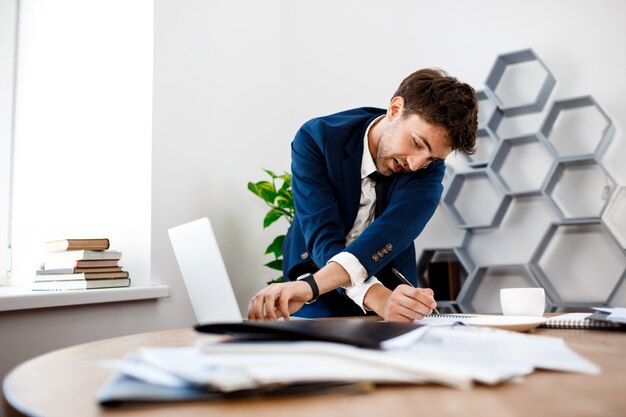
<box><xmin>328</xmin><ymin>251</ymin><xmax>368</xmax><ymax>288</ymax></box>
<box><xmin>345</xmin><ymin>277</ymin><xmax>383</xmax><ymax>313</ymax></box>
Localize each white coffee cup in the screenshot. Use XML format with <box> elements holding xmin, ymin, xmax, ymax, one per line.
<box><xmin>500</xmin><ymin>287</ymin><xmax>545</xmax><ymax>316</ymax></box>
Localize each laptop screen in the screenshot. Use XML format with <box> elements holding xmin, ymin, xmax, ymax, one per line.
<box><xmin>168</xmin><ymin>217</ymin><xmax>243</xmax><ymax>323</ymax></box>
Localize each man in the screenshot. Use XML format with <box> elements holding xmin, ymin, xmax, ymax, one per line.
<box><xmin>249</xmin><ymin>68</ymin><xmax>478</xmax><ymax>322</ymax></box>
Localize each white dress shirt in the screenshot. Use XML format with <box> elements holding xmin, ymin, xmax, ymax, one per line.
<box><xmin>328</xmin><ymin>115</ymin><xmax>385</xmax><ymax>312</ymax></box>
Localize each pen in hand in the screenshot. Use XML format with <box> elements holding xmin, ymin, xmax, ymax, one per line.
<box><xmin>391</xmin><ymin>267</ymin><xmax>441</xmax><ymax>315</ymax></box>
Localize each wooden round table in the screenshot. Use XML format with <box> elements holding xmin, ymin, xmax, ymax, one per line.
<box><xmin>4</xmin><ymin>327</ymin><xmax>626</xmax><ymax>417</ymax></box>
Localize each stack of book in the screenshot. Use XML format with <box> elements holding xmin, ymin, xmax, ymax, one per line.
<box><xmin>32</xmin><ymin>238</ymin><xmax>130</xmax><ymax>291</ymax></box>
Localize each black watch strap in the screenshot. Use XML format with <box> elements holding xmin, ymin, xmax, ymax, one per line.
<box><xmin>296</xmin><ymin>273</ymin><xmax>319</xmax><ymax>304</ymax></box>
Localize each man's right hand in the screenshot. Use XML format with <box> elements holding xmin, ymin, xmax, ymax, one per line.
<box><xmin>365</xmin><ymin>284</ymin><xmax>437</xmax><ymax>322</ymax></box>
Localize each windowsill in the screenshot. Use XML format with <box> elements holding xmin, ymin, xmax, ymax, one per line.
<box><xmin>0</xmin><ymin>284</ymin><xmax>170</xmax><ymax>312</ymax></box>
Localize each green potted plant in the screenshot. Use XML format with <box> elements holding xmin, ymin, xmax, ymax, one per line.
<box><xmin>247</xmin><ymin>169</ymin><xmax>294</xmax><ymax>284</ymax></box>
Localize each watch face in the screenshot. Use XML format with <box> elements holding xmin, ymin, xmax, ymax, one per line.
<box><xmin>297</xmin><ymin>272</ymin><xmax>314</xmax><ymax>281</ymax></box>
<box><xmin>296</xmin><ymin>273</ymin><xmax>319</xmax><ymax>303</ymax></box>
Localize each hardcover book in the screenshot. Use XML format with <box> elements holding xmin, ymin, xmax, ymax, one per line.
<box><xmin>37</xmin><ymin>267</ymin><xmax>123</xmax><ymax>275</ymax></box>
<box><xmin>32</xmin><ymin>278</ymin><xmax>130</xmax><ymax>291</ymax></box>
<box><xmin>33</xmin><ymin>271</ymin><xmax>129</xmax><ymax>280</ymax></box>
<box><xmin>41</xmin><ymin>259</ymin><xmax>121</xmax><ymax>270</ymax></box>
<box><xmin>43</xmin><ymin>250</ymin><xmax>122</xmax><ymax>262</ymax></box>
<box><xmin>46</xmin><ymin>238</ymin><xmax>110</xmax><ymax>252</ymax></box>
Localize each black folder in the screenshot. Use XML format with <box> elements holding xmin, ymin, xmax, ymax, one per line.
<box><xmin>195</xmin><ymin>319</ymin><xmax>425</xmax><ymax>349</ymax></box>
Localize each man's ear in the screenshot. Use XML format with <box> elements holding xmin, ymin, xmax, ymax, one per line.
<box><xmin>387</xmin><ymin>96</ymin><xmax>405</xmax><ymax>120</ymax></box>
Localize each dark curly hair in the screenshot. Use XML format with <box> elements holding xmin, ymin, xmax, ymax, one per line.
<box><xmin>392</xmin><ymin>68</ymin><xmax>478</xmax><ymax>155</ymax></box>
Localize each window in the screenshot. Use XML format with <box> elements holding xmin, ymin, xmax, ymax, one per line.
<box><xmin>6</xmin><ymin>1</ymin><xmax>152</xmax><ymax>286</ymax></box>
<box><xmin>0</xmin><ymin>0</ymin><xmax>19</xmax><ymax>281</ymax></box>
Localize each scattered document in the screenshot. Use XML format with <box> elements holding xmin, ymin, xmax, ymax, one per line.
<box><xmin>98</xmin><ymin>324</ymin><xmax>599</xmax><ymax>405</ymax></box>
<box><xmin>593</xmin><ymin>307</ymin><xmax>626</xmax><ymax>324</ymax></box>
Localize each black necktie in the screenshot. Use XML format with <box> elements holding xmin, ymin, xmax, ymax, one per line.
<box><xmin>368</xmin><ymin>171</ymin><xmax>398</xmax><ymax>289</ymax></box>
<box><xmin>369</xmin><ymin>171</ymin><xmax>388</xmax><ymax>218</ymax></box>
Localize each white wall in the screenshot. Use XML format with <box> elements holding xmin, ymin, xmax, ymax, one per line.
<box><xmin>152</xmin><ymin>0</ymin><xmax>283</xmax><ymax>315</ymax></box>
<box><xmin>153</xmin><ymin>0</ymin><xmax>625</xmax><ymax>313</ymax></box>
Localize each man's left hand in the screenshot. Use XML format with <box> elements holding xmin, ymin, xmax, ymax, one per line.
<box><xmin>247</xmin><ymin>281</ymin><xmax>311</xmax><ymax>320</ymax></box>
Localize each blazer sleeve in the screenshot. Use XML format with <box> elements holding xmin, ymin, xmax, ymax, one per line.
<box><xmin>290</xmin><ymin>122</ymin><xmax>350</xmax><ymax>267</ymax></box>
<box><xmin>344</xmin><ymin>160</ymin><xmax>445</xmax><ymax>277</ymax></box>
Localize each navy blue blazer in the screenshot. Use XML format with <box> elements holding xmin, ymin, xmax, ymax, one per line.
<box><xmin>282</xmin><ymin>108</ymin><xmax>445</xmax><ymax>312</ymax></box>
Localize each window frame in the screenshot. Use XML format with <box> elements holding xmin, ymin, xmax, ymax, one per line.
<box><xmin>0</xmin><ymin>0</ymin><xmax>19</xmax><ymax>280</ymax></box>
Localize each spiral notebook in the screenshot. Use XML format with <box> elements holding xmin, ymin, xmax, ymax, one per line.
<box><xmin>540</xmin><ymin>313</ymin><xmax>626</xmax><ymax>330</ymax></box>
<box><xmin>415</xmin><ymin>314</ymin><xmax>547</xmax><ymax>332</ymax></box>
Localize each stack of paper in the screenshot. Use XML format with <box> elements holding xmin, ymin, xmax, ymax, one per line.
<box><xmin>592</xmin><ymin>307</ymin><xmax>626</xmax><ymax>323</ymax></box>
<box><xmin>98</xmin><ymin>325</ymin><xmax>599</xmax><ymax>405</ymax></box>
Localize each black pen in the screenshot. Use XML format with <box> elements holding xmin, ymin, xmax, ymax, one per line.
<box><xmin>391</xmin><ymin>267</ymin><xmax>441</xmax><ymax>315</ymax></box>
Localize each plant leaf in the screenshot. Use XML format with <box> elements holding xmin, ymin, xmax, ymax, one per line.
<box><xmin>275</xmin><ymin>196</ymin><xmax>291</xmax><ymax>208</ymax></box>
<box><xmin>263</xmin><ymin>168</ymin><xmax>278</xmax><ymax>179</ymax></box>
<box><xmin>263</xmin><ymin>209</ymin><xmax>283</xmax><ymax>228</ymax></box>
<box><xmin>249</xmin><ymin>168</ymin><xmax>294</xmax><ymax>284</ymax></box>
<box><xmin>277</xmin><ymin>191</ymin><xmax>294</xmax><ymax>208</ymax></box>
<box><xmin>279</xmin><ymin>172</ymin><xmax>292</xmax><ymax>185</ymax></box>
<box><xmin>247</xmin><ymin>182</ymin><xmax>259</xmax><ymax>196</ymax></box>
<box><xmin>255</xmin><ymin>181</ymin><xmax>277</xmax><ymax>203</ymax></box>
<box><xmin>264</xmin><ymin>259</ymin><xmax>283</xmax><ymax>271</ymax></box>
<box><xmin>264</xmin><ymin>235</ymin><xmax>285</xmax><ymax>258</ymax></box>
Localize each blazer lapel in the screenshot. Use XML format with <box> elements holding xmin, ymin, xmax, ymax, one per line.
<box><xmin>341</xmin><ymin>132</ymin><xmax>364</xmax><ymax>233</ymax></box>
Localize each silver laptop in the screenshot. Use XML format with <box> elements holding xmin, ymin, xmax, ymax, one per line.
<box><xmin>168</xmin><ymin>217</ymin><xmax>243</xmax><ymax>323</ymax></box>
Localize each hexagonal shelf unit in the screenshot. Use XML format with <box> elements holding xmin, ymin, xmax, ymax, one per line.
<box><xmin>484</xmin><ymin>49</ymin><xmax>556</xmax><ymax>116</ymax></box>
<box><xmin>603</xmin><ymin>186</ymin><xmax>626</xmax><ymax>249</ymax></box>
<box><xmin>442</xmin><ymin>169</ymin><xmax>512</xmax><ymax>229</ymax></box>
<box><xmin>608</xmin><ymin>275</ymin><xmax>626</xmax><ymax>307</ymax></box>
<box><xmin>461</xmin><ymin>195</ymin><xmax>559</xmax><ymax>267</ymax></box>
<box><xmin>442</xmin><ymin>164</ymin><xmax>455</xmax><ymax>190</ymax></box>
<box><xmin>491</xmin><ymin>134</ymin><xmax>555</xmax><ymax>196</ymax></box>
<box><xmin>456</xmin><ymin>264</ymin><xmax>544</xmax><ymax>313</ymax></box>
<box><xmin>414</xmin><ymin>49</ymin><xmax>624</xmax><ymax>312</ymax></box>
<box><xmin>540</xmin><ymin>96</ymin><xmax>615</xmax><ymax>161</ymax></box>
<box><xmin>476</xmin><ymin>90</ymin><xmax>498</xmax><ymax>129</ymax></box>
<box><xmin>543</xmin><ymin>158</ymin><xmax>616</xmax><ymax>221</ymax></box>
<box><xmin>461</xmin><ymin>127</ymin><xmax>499</xmax><ymax>168</ymax></box>
<box><xmin>529</xmin><ymin>222</ymin><xmax>626</xmax><ymax>307</ymax></box>
<box><xmin>416</xmin><ymin>248</ymin><xmax>469</xmax><ymax>312</ymax></box>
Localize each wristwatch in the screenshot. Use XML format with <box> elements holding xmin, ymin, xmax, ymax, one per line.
<box><xmin>296</xmin><ymin>272</ymin><xmax>319</xmax><ymax>304</ymax></box>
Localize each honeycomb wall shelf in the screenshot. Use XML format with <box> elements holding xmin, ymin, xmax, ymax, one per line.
<box><xmin>442</xmin><ymin>169</ymin><xmax>512</xmax><ymax>229</ymax></box>
<box><xmin>462</xmin><ymin>127</ymin><xmax>499</xmax><ymax>168</ymax></box>
<box><xmin>540</xmin><ymin>96</ymin><xmax>615</xmax><ymax>161</ymax></box>
<box><xmin>603</xmin><ymin>186</ymin><xmax>626</xmax><ymax>249</ymax></box>
<box><xmin>416</xmin><ymin>248</ymin><xmax>468</xmax><ymax>313</ymax></box>
<box><xmin>458</xmin><ymin>194</ymin><xmax>558</xmax><ymax>268</ymax></box>
<box><xmin>542</xmin><ymin>158</ymin><xmax>616</xmax><ymax>221</ymax></box>
<box><xmin>415</xmin><ymin>48</ymin><xmax>625</xmax><ymax>312</ymax></box>
<box><xmin>490</xmin><ymin>133</ymin><xmax>555</xmax><ymax>196</ymax></box>
<box><xmin>484</xmin><ymin>48</ymin><xmax>556</xmax><ymax>116</ymax></box>
<box><xmin>476</xmin><ymin>90</ymin><xmax>499</xmax><ymax>130</ymax></box>
<box><xmin>456</xmin><ymin>264</ymin><xmax>545</xmax><ymax>313</ymax></box>
<box><xmin>528</xmin><ymin>222</ymin><xmax>626</xmax><ymax>305</ymax></box>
